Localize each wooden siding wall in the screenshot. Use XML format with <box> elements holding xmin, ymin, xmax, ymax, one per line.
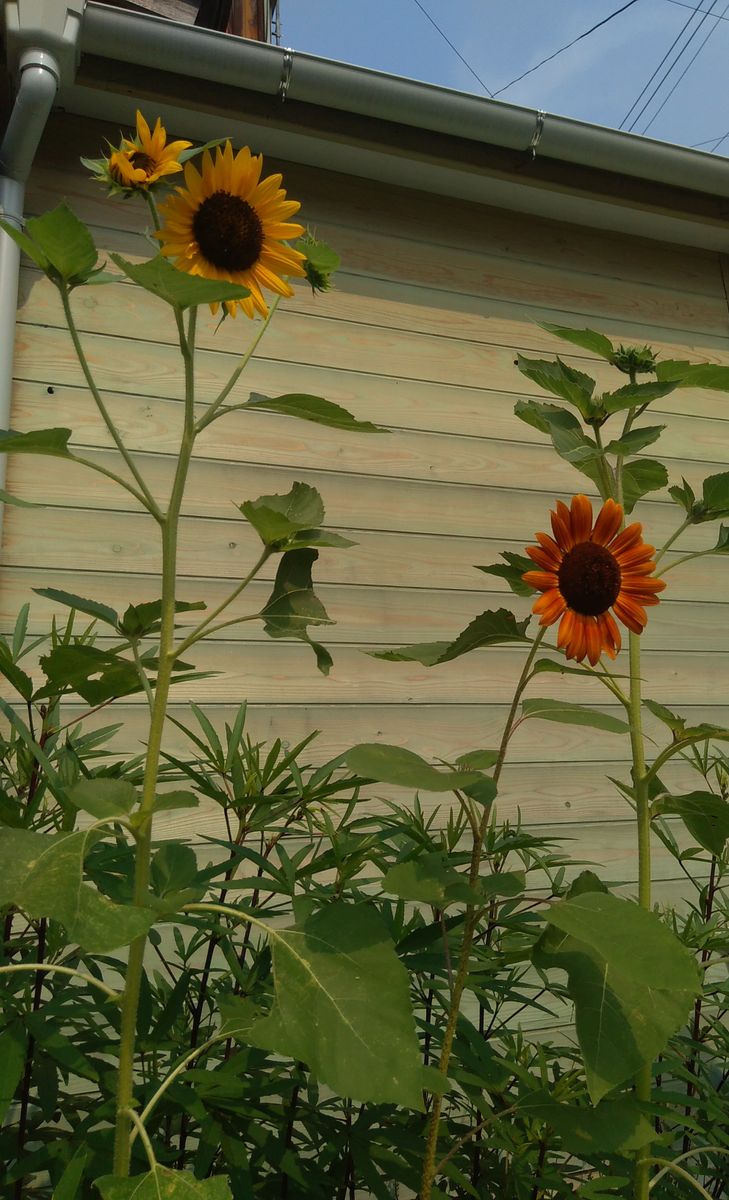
<box><xmin>3</xmin><ymin>112</ymin><xmax>729</xmax><ymax>894</ymax></box>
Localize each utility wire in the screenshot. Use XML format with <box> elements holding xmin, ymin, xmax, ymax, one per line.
<box><xmin>665</xmin><ymin>0</ymin><xmax>729</xmax><ymax>18</ymax></box>
<box><xmin>620</xmin><ymin>0</ymin><xmax>718</xmax><ymax>130</ymax></box>
<box><xmin>640</xmin><ymin>0</ymin><xmax>728</xmax><ymax>133</ymax></box>
<box><xmin>409</xmin><ymin>0</ymin><xmax>493</xmax><ymax>96</ymax></box>
<box><xmin>492</xmin><ymin>0</ymin><xmax>642</xmax><ymax>98</ymax></box>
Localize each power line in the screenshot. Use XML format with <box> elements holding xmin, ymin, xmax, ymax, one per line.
<box><xmin>620</xmin><ymin>0</ymin><xmax>710</xmax><ymax>128</ymax></box>
<box><xmin>664</xmin><ymin>0</ymin><xmax>729</xmax><ymax>18</ymax></box>
<box><xmin>491</xmin><ymin>0</ymin><xmax>642</xmax><ymax>98</ymax></box>
<box><xmin>640</xmin><ymin>0</ymin><xmax>729</xmax><ymax>134</ymax></box>
<box><xmin>409</xmin><ymin>0</ymin><xmax>493</xmax><ymax>97</ymax></box>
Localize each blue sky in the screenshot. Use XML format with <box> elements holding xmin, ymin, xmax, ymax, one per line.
<box><xmin>278</xmin><ymin>0</ymin><xmax>729</xmax><ymax>152</ymax></box>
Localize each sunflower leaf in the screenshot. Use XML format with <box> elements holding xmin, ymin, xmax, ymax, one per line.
<box><xmin>653</xmin><ymin>791</ymin><xmax>729</xmax><ymax>856</ymax></box>
<box><xmin>23</xmin><ymin>203</ymin><xmax>100</xmax><ymax>287</ymax></box>
<box><xmin>110</xmin><ymin>253</ymin><xmax>250</xmax><ymax>310</ymax></box>
<box><xmin>476</xmin><ymin>551</ymin><xmax>536</xmax><ymax>597</ymax></box>
<box><xmin>0</xmin><ymin>487</ymin><xmax>44</xmax><ymax>508</ymax></box>
<box><xmin>603</xmin><ymin>425</ymin><xmax>666</xmax><ymax>455</ymax></box>
<box><xmin>656</xmin><ymin>360</ymin><xmax>729</xmax><ymax>390</ymax></box>
<box><xmin>382</xmin><ymin>852</ymin><xmax>482</xmax><ymax>906</ymax></box>
<box><xmin>245</xmin><ymin>392</ymin><xmax>382</xmax><ymax>432</ymax></box>
<box><xmin>600</xmin><ymin>382</ymin><xmax>677</xmax><ymax>414</ymax></box>
<box><xmin>344</xmin><ymin>743</ymin><xmax>481</xmax><ymax>793</ymax></box>
<box><xmin>241</xmin><ymin>482</ymin><xmax>324</xmax><ymax>547</ymax></box>
<box><xmin>522</xmin><ymin>699</ymin><xmax>629</xmax><ymax>734</ymax></box>
<box><xmin>668</xmin><ymin>477</ymin><xmax>696</xmax><ymax>515</ymax></box>
<box><xmin>514</xmin><ymin>400</ymin><xmax>604</xmax><ymax>490</ymax></box>
<box><xmin>538</xmin><ymin>324</ymin><xmax>616</xmax><ymax>360</ymax></box>
<box><xmin>621</xmin><ymin>458</ymin><xmax>668</xmax><ymax>514</ymax></box>
<box><xmin>702</xmin><ymin>470</ymin><xmax>729</xmax><ymax>519</ymax></box>
<box><xmin>260</xmin><ymin>548</ymin><xmax>333</xmax><ymax>675</ymax></box>
<box><xmin>370</xmin><ymin>608</ymin><xmax>530</xmax><ymax>666</ymax></box>
<box><xmin>95</xmin><ymin>1168</ymin><xmax>233</xmax><ymax>1199</ymax></box>
<box><xmin>515</xmin><ymin>356</ymin><xmax>596</xmax><ymax>417</ymax></box>
<box><xmin>0</xmin><ymin>428</ymin><xmax>73</xmax><ymax>458</ymax></box>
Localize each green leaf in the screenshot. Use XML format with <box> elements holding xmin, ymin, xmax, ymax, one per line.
<box><xmin>52</xmin><ymin>1147</ymin><xmax>90</xmax><ymax>1200</ymax></box>
<box><xmin>516</xmin><ymin>355</ymin><xmax>596</xmax><ymax>415</ymax></box>
<box><xmin>33</xmin><ymin>587</ymin><xmax>119</xmax><ymax>628</ymax></box>
<box><xmin>118</xmin><ymin>599</ymin><xmax>206</xmax><ymax>638</ymax></box>
<box><xmin>604</xmin><ymin>425</ymin><xmax>665</xmax><ymax>455</ymax></box>
<box><xmin>248</xmin><ymin>904</ymin><xmax>423</xmax><ymax>1109</ymax></box>
<box><xmin>535</xmin><ymin>892</ymin><xmax>699</xmax><ymax>1102</ymax></box>
<box><xmin>479</xmin><ymin>869</ymin><xmax>526</xmax><ymax>900</ymax></box>
<box><xmin>0</xmin><ymin>216</ymin><xmax>50</xmax><ymax>270</ymax></box>
<box><xmin>656</xmin><ymin>360</ymin><xmax>729</xmax><ymax>390</ymax></box>
<box><xmin>577</xmin><ymin>1178</ymin><xmax>630</xmax><ymax>1199</ymax></box>
<box><xmin>538</xmin><ymin>323</ymin><xmax>615</xmax><ymax>360</ymax></box>
<box><xmin>0</xmin><ymin>487</ymin><xmax>44</xmax><ymax>508</ymax></box>
<box><xmin>476</xmin><ymin>551</ymin><xmax>536</xmax><ymax>597</ymax></box>
<box><xmin>95</xmin><ymin>1168</ymin><xmax>233</xmax><ymax>1200</ymax></box>
<box><xmin>454</xmin><ymin>748</ymin><xmax>498</xmax><ymax>770</ymax></box>
<box><xmin>245</xmin><ymin>390</ymin><xmax>381</xmax><ymax>433</ymax></box>
<box><xmin>298</xmin><ymin>233</ymin><xmax>341</xmax><ymax>293</ymax></box>
<box><xmin>38</xmin><ymin>644</ymin><xmax>143</xmax><ymax>704</ymax></box>
<box><xmin>600</xmin><ymin>382</ymin><xmax>677</xmax><ymax>414</ymax></box>
<box><xmin>25</xmin><ymin>203</ymin><xmax>100</xmax><ymax>285</ymax></box>
<box><xmin>0</xmin><ymin>1024</ymin><xmax>26</xmax><ymax>1124</ymax></box>
<box><xmin>520</xmin><ymin>1091</ymin><xmax>653</xmax><ymax>1153</ymax></box>
<box><xmin>668</xmin><ymin>477</ymin><xmax>696</xmax><ymax>515</ymax></box>
<box><xmin>522</xmin><ymin>699</ymin><xmax>629</xmax><ymax>734</ymax></box>
<box><xmin>260</xmin><ymin>548</ymin><xmax>333</xmax><ymax>674</ymax></box>
<box><xmin>371</xmin><ymin>608</ymin><xmax>530</xmax><ymax>667</ymax></box>
<box><xmin>382</xmin><ymin>852</ymin><xmax>482</xmax><ymax>906</ymax></box>
<box><xmin>0</xmin><ymin>643</ymin><xmax>33</xmax><ymax>701</ymax></box>
<box><xmin>702</xmin><ymin>470</ymin><xmax>729</xmax><ymax>518</ymax></box>
<box><xmin>514</xmin><ymin>400</ymin><xmax>604</xmax><ymax>489</ymax></box>
<box><xmin>655</xmin><ymin>791</ymin><xmax>729</xmax><ymax>855</ymax></box>
<box><xmin>65</xmin><ymin>778</ymin><xmax>138</xmax><ymax>820</ymax></box>
<box><xmin>621</xmin><ymin>459</ymin><xmax>668</xmax><ymax>514</ymax></box>
<box><xmin>0</xmin><ymin>828</ymin><xmax>153</xmax><ymax>952</ymax></box>
<box><xmin>344</xmin><ymin>743</ymin><xmax>481</xmax><ymax>792</ymax></box>
<box><xmin>110</xmin><ymin>253</ymin><xmax>250</xmax><ymax>310</ymax></box>
<box><xmin>153</xmin><ymin>790</ymin><xmax>199</xmax><ymax>813</ymax></box>
<box><xmin>712</xmin><ymin>523</ymin><xmax>729</xmax><ymax>552</ymax></box>
<box><xmin>0</xmin><ymin>428</ymin><xmax>73</xmax><ymax>458</ymax></box>
<box><xmin>240</xmin><ymin>481</ymin><xmax>324</xmax><ymax>547</ymax></box>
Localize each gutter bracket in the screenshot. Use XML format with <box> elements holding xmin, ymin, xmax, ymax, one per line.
<box><xmin>278</xmin><ymin>46</ymin><xmax>294</xmax><ymax>102</ymax></box>
<box><xmin>528</xmin><ymin>109</ymin><xmax>546</xmax><ymax>160</ymax></box>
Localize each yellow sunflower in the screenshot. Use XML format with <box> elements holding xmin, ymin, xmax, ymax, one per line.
<box><xmin>156</xmin><ymin>141</ymin><xmax>306</xmax><ymax>319</ymax></box>
<box><xmin>523</xmin><ymin>494</ymin><xmax>666</xmax><ymax>665</ymax></box>
<box><xmin>109</xmin><ymin>110</ymin><xmax>191</xmax><ymax>189</ymax></box>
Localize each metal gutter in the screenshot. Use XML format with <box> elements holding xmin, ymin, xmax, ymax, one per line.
<box><xmin>80</xmin><ymin>1</ymin><xmax>729</xmax><ymax>201</ymax></box>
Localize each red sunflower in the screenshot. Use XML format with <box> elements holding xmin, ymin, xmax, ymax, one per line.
<box><xmin>523</xmin><ymin>494</ymin><xmax>666</xmax><ymax>665</ymax></box>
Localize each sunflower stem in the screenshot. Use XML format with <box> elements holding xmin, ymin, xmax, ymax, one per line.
<box><xmin>654</xmin><ymin>516</ymin><xmax>693</xmax><ymax>566</ymax></box>
<box><xmin>195</xmin><ymin>295</ymin><xmax>282</xmax><ymax>433</ymax></box>
<box><xmin>592</xmin><ymin>424</ymin><xmax>615</xmax><ymax>501</ymax></box>
<box><xmin>418</xmin><ymin>626</ymin><xmax>547</xmax><ymax>1200</ymax></box>
<box><xmin>112</xmin><ymin>304</ymin><xmax>198</xmax><ymax>1177</ymax></box>
<box><xmin>172</xmin><ymin>545</ymin><xmax>272</xmax><ymax>659</ymax></box>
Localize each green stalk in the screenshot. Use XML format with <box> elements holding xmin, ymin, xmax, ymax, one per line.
<box><xmin>419</xmin><ymin>626</ymin><xmax>547</xmax><ymax>1200</ymax></box>
<box><xmin>195</xmin><ymin>295</ymin><xmax>282</xmax><ymax>433</ymax></box>
<box><xmin>112</xmin><ymin>309</ymin><xmax>197</xmax><ymax>1177</ymax></box>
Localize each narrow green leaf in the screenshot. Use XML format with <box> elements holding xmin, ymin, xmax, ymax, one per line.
<box><xmin>476</xmin><ymin>551</ymin><xmax>536</xmax><ymax>597</ymax></box>
<box><xmin>0</xmin><ymin>1024</ymin><xmax>26</xmax><ymax>1124</ymax></box>
<box><xmin>535</xmin><ymin>892</ymin><xmax>699</xmax><ymax>1102</ymax></box>
<box><xmin>95</xmin><ymin>1168</ymin><xmax>233</xmax><ymax>1199</ymax></box>
<box><xmin>668</xmin><ymin>477</ymin><xmax>696</xmax><ymax>515</ymax></box>
<box><xmin>603</xmin><ymin>425</ymin><xmax>665</xmax><ymax>455</ymax></box>
<box><xmin>0</xmin><ymin>643</ymin><xmax>33</xmax><ymax>700</ymax></box>
<box><xmin>119</xmin><ymin>598</ymin><xmax>206</xmax><ymax>638</ymax></box>
<box><xmin>621</xmin><ymin>458</ymin><xmax>668</xmax><ymax>514</ymax></box>
<box><xmin>110</xmin><ymin>252</ymin><xmax>250</xmax><ymax>310</ymax></box>
<box><xmin>522</xmin><ymin>698</ymin><xmax>629</xmax><ymax>733</ymax></box>
<box><xmin>249</xmin><ymin>904</ymin><xmax>424</xmax><ymax>1109</ymax></box>
<box><xmin>245</xmin><ymin>391</ymin><xmax>382</xmax><ymax>432</ymax></box>
<box><xmin>0</xmin><ymin>487</ymin><xmax>44</xmax><ymax>507</ymax></box>
<box><xmin>25</xmin><ymin>203</ymin><xmax>99</xmax><ymax>284</ymax></box>
<box><xmin>514</xmin><ymin>399</ymin><xmax>604</xmax><ymax>489</ymax></box>
<box><xmin>655</xmin><ymin>791</ymin><xmax>729</xmax><ymax>855</ymax></box>
<box><xmin>344</xmin><ymin>743</ymin><xmax>481</xmax><ymax>792</ymax></box>
<box><xmin>52</xmin><ymin>1148</ymin><xmax>90</xmax><ymax>1200</ymax></box>
<box><xmin>0</xmin><ymin>428</ymin><xmax>73</xmax><ymax>458</ymax></box>
<box><xmin>538</xmin><ymin>323</ymin><xmax>615</xmax><ymax>359</ymax></box>
<box><xmin>65</xmin><ymin>778</ymin><xmax>138</xmax><ymax>820</ymax></box>
<box><xmin>33</xmin><ymin>587</ymin><xmax>119</xmax><ymax>628</ymax></box>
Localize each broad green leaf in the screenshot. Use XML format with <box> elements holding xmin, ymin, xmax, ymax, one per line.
<box><xmin>371</xmin><ymin>609</ymin><xmax>530</xmax><ymax>666</ymax></box>
<box><xmin>260</xmin><ymin>548</ymin><xmax>333</xmax><ymax>674</ymax></box>
<box><xmin>476</xmin><ymin>551</ymin><xmax>536</xmax><ymax>597</ymax></box>
<box><xmin>455</xmin><ymin>748</ymin><xmax>498</xmax><ymax>770</ymax></box>
<box><xmin>0</xmin><ymin>216</ymin><xmax>50</xmax><ymax>269</ymax></box>
<box><xmin>38</xmin><ymin>644</ymin><xmax>142</xmax><ymax>704</ymax></box>
<box><xmin>95</xmin><ymin>1168</ymin><xmax>233</xmax><ymax>1200</ymax></box>
<box><xmin>702</xmin><ymin>470</ymin><xmax>729</xmax><ymax>518</ymax></box>
<box><xmin>240</xmin><ymin>481</ymin><xmax>324</xmax><ymax>547</ymax></box>
<box><xmin>522</xmin><ymin>699</ymin><xmax>629</xmax><ymax>734</ymax></box>
<box><xmin>25</xmin><ymin>203</ymin><xmax>99</xmax><ymax>285</ymax></box>
<box><xmin>516</xmin><ymin>355</ymin><xmax>596</xmax><ymax>415</ymax></box>
<box><xmin>52</xmin><ymin>1147</ymin><xmax>90</xmax><ymax>1200</ymax></box>
<box><xmin>0</xmin><ymin>643</ymin><xmax>33</xmax><ymax>700</ymax></box>
<box><xmin>600</xmin><ymin>382</ymin><xmax>676</xmax><ymax>414</ymax></box>
<box><xmin>668</xmin><ymin>476</ymin><xmax>696</xmax><ymax>515</ymax></box>
<box><xmin>65</xmin><ymin>778</ymin><xmax>138</xmax><ymax>820</ymax></box>
<box><xmin>33</xmin><ymin>587</ymin><xmax>119</xmax><ymax>628</ymax></box>
<box><xmin>245</xmin><ymin>391</ymin><xmax>381</xmax><ymax>432</ymax></box>
<box><xmin>479</xmin><ymin>869</ymin><xmax>526</xmax><ymax>900</ymax></box>
<box><xmin>0</xmin><ymin>1024</ymin><xmax>26</xmax><ymax>1124</ymax></box>
<box><xmin>382</xmin><ymin>852</ymin><xmax>482</xmax><ymax>906</ymax></box>
<box><xmin>520</xmin><ymin>1091</ymin><xmax>653</xmax><ymax>1152</ymax></box>
<box><xmin>298</xmin><ymin>233</ymin><xmax>341</xmax><ymax>292</ymax></box>
<box><xmin>577</xmin><ymin>1179</ymin><xmax>630</xmax><ymax>1199</ymax></box>
<box><xmin>604</xmin><ymin>425</ymin><xmax>665</xmax><ymax>455</ymax></box>
<box><xmin>119</xmin><ymin>598</ymin><xmax>206</xmax><ymax>638</ymax></box>
<box><xmin>656</xmin><ymin>360</ymin><xmax>729</xmax><ymax>390</ymax></box>
<box><xmin>0</xmin><ymin>487</ymin><xmax>44</xmax><ymax>507</ymax></box>
<box><xmin>538</xmin><ymin>323</ymin><xmax>615</xmax><ymax>360</ymax></box>
<box><xmin>249</xmin><ymin>903</ymin><xmax>423</xmax><ymax>1108</ymax></box>
<box><xmin>535</xmin><ymin>892</ymin><xmax>699</xmax><ymax>1102</ymax></box>
<box><xmin>620</xmin><ymin>459</ymin><xmax>668</xmax><ymax>514</ymax></box>
<box><xmin>153</xmin><ymin>790</ymin><xmax>199</xmax><ymax>813</ymax></box>
<box><xmin>655</xmin><ymin>791</ymin><xmax>729</xmax><ymax>855</ymax></box>
<box><xmin>462</xmin><ymin>774</ymin><xmax>498</xmax><ymax>807</ymax></box>
<box><xmin>0</xmin><ymin>828</ymin><xmax>153</xmax><ymax>952</ymax></box>
<box><xmin>514</xmin><ymin>400</ymin><xmax>604</xmax><ymax>489</ymax></box>
<box><xmin>712</xmin><ymin>523</ymin><xmax>729</xmax><ymax>552</ymax></box>
<box><xmin>110</xmin><ymin>253</ymin><xmax>250</xmax><ymax>310</ymax></box>
<box><xmin>0</xmin><ymin>428</ymin><xmax>73</xmax><ymax>458</ymax></box>
<box><xmin>344</xmin><ymin>743</ymin><xmax>481</xmax><ymax>792</ymax></box>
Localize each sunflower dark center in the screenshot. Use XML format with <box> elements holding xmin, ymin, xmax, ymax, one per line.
<box><xmin>558</xmin><ymin>541</ymin><xmax>621</xmax><ymax>617</ymax></box>
<box><xmin>192</xmin><ymin>190</ymin><xmax>264</xmax><ymax>271</ymax></box>
<box><xmin>130</xmin><ymin>151</ymin><xmax>155</xmax><ymax>174</ymax></box>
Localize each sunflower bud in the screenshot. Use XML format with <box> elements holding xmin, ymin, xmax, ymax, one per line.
<box><xmin>298</xmin><ymin>233</ymin><xmax>340</xmax><ymax>295</ymax></box>
<box><xmin>610</xmin><ymin>344</ymin><xmax>658</xmax><ymax>376</ymax></box>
